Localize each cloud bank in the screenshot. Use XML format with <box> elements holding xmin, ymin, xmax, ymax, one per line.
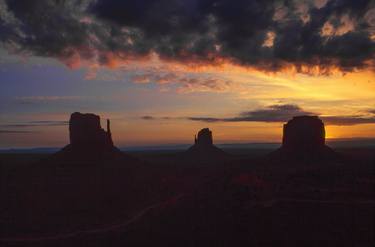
<box><xmin>0</xmin><ymin>0</ymin><xmax>373</xmax><ymax>74</ymax></box>
<box><xmin>142</xmin><ymin>104</ymin><xmax>375</xmax><ymax>125</ymax></box>
<box><xmin>188</xmin><ymin>104</ymin><xmax>315</xmax><ymax>122</ymax></box>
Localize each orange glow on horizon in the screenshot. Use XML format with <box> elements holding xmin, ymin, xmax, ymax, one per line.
<box><xmin>1</xmin><ymin>51</ymin><xmax>374</xmax><ymax>148</ymax></box>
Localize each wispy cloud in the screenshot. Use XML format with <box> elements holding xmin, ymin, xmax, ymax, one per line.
<box><xmin>186</xmin><ymin>104</ymin><xmax>315</xmax><ymax>122</ymax></box>
<box><xmin>140</xmin><ymin>116</ymin><xmax>154</xmax><ymax>120</ymax></box>
<box><xmin>322</xmin><ymin>116</ymin><xmax>375</xmax><ymax>126</ymax></box>
<box><xmin>141</xmin><ymin>104</ymin><xmax>375</xmax><ymax>126</ymax></box>
<box><xmin>29</xmin><ymin>120</ymin><xmax>69</xmax><ymax>125</ymax></box>
<box><xmin>131</xmin><ymin>68</ymin><xmax>237</xmax><ymax>93</ymax></box>
<box><xmin>140</xmin><ymin>115</ymin><xmax>183</xmax><ymax>121</ymax></box>
<box><xmin>14</xmin><ymin>96</ymin><xmax>85</xmax><ymax>104</ymax></box>
<box><xmin>132</xmin><ymin>72</ymin><xmax>179</xmax><ymax>84</ymax></box>
<box><xmin>0</xmin><ymin>130</ymin><xmax>37</xmax><ymax>134</ymax></box>
<box><xmin>0</xmin><ymin>121</ymin><xmax>68</xmax><ymax>128</ymax></box>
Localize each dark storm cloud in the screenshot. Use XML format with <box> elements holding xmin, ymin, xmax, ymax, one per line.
<box><xmin>0</xmin><ymin>0</ymin><xmax>91</xmax><ymax>61</ymax></box>
<box><xmin>0</xmin><ymin>0</ymin><xmax>374</xmax><ymax>72</ymax></box>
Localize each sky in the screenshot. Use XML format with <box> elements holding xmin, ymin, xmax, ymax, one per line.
<box><xmin>0</xmin><ymin>0</ymin><xmax>374</xmax><ymax>148</ymax></box>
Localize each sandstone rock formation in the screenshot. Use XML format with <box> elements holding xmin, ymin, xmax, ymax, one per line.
<box><xmin>194</xmin><ymin>128</ymin><xmax>213</xmax><ymax>146</ymax></box>
<box><xmin>270</xmin><ymin>115</ymin><xmax>337</xmax><ymax>162</ymax></box>
<box><xmin>282</xmin><ymin>116</ymin><xmax>325</xmax><ymax>152</ymax></box>
<box><xmin>69</xmin><ymin>112</ymin><xmax>113</xmax><ymax>150</ymax></box>
<box><xmin>52</xmin><ymin>112</ymin><xmax>129</xmax><ymax>162</ymax></box>
<box><xmin>185</xmin><ymin>128</ymin><xmax>227</xmax><ymax>162</ymax></box>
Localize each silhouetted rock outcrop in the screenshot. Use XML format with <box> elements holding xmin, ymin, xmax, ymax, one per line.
<box><xmin>69</xmin><ymin>112</ymin><xmax>113</xmax><ymax>151</ymax></box>
<box><xmin>184</xmin><ymin>128</ymin><xmax>228</xmax><ymax>162</ymax></box>
<box><xmin>270</xmin><ymin>116</ymin><xmax>338</xmax><ymax>162</ymax></box>
<box><xmin>195</xmin><ymin>128</ymin><xmax>213</xmax><ymax>146</ymax></box>
<box><xmin>282</xmin><ymin>116</ymin><xmax>325</xmax><ymax>152</ymax></box>
<box><xmin>52</xmin><ymin>112</ymin><xmax>130</xmax><ymax>162</ymax></box>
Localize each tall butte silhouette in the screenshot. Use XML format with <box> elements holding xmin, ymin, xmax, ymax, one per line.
<box><xmin>184</xmin><ymin>128</ymin><xmax>228</xmax><ymax>162</ymax></box>
<box><xmin>69</xmin><ymin>112</ymin><xmax>114</xmax><ymax>152</ymax></box>
<box><xmin>51</xmin><ymin>112</ymin><xmax>133</xmax><ymax>162</ymax></box>
<box><xmin>270</xmin><ymin>115</ymin><xmax>338</xmax><ymax>162</ymax></box>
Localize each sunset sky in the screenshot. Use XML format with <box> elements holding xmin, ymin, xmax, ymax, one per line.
<box><xmin>0</xmin><ymin>0</ymin><xmax>374</xmax><ymax>148</ymax></box>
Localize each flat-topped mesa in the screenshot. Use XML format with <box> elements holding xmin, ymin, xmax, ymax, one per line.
<box><xmin>69</xmin><ymin>112</ymin><xmax>113</xmax><ymax>150</ymax></box>
<box><xmin>282</xmin><ymin>116</ymin><xmax>325</xmax><ymax>152</ymax></box>
<box><xmin>268</xmin><ymin>115</ymin><xmax>339</xmax><ymax>163</ymax></box>
<box><xmin>194</xmin><ymin>128</ymin><xmax>213</xmax><ymax>146</ymax></box>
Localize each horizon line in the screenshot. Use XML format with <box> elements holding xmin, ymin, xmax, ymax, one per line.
<box><xmin>1</xmin><ymin>137</ymin><xmax>375</xmax><ymax>151</ymax></box>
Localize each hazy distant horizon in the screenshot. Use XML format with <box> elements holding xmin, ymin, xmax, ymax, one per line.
<box><xmin>1</xmin><ymin>137</ymin><xmax>374</xmax><ymax>153</ymax></box>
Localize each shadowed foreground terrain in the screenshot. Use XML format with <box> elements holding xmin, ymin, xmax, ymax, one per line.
<box><xmin>0</xmin><ymin>114</ymin><xmax>374</xmax><ymax>247</ymax></box>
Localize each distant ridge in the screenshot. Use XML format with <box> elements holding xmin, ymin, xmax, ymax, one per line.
<box><xmin>1</xmin><ymin>140</ymin><xmax>374</xmax><ymax>154</ymax></box>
